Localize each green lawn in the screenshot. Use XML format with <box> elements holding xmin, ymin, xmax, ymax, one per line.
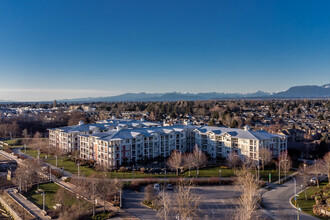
<box><xmin>47</xmin><ymin>158</ymin><xmax>96</xmax><ymax>176</ymax></box>
<box><xmin>257</xmin><ymin>170</ymin><xmax>295</xmax><ymax>183</ymax></box>
<box><xmin>24</xmin><ymin>182</ymin><xmax>60</xmax><ymax>211</ymax></box>
<box><xmin>20</xmin><ymin>147</ymin><xmax>292</xmax><ymax>181</ymax></box>
<box><xmin>24</xmin><ymin>182</ymin><xmax>91</xmax><ymax>211</ymax></box>
<box><xmin>291</xmin><ymin>181</ymin><xmax>328</xmax><ymax>219</ymax></box>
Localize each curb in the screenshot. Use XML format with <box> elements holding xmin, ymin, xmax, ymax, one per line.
<box><xmin>140</xmin><ymin>202</ymin><xmax>156</xmax><ymax>210</ymax></box>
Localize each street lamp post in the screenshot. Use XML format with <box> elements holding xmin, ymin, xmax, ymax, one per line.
<box><xmin>42</xmin><ymin>192</ymin><xmax>45</xmax><ymax>211</ymax></box>
<box><xmin>219</xmin><ymin>168</ymin><xmax>222</xmax><ymax>185</ymax></box>
<box><xmin>132</xmin><ymin>165</ymin><xmax>135</xmax><ymax>179</ymax></box>
<box><xmin>291</xmin><ymin>176</ymin><xmax>299</xmax><ymax>220</ymax></box>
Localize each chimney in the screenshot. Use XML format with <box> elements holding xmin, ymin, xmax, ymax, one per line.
<box><xmin>244</xmin><ymin>125</ymin><xmax>250</xmax><ymax>131</ymax></box>
<box><xmin>78</xmin><ymin>121</ymin><xmax>84</xmax><ymax>126</ymax></box>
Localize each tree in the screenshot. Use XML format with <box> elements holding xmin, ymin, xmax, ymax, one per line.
<box><xmin>235</xmin><ymin>165</ymin><xmax>259</xmax><ymax>220</ymax></box>
<box><xmin>313</xmin><ymin>159</ymin><xmax>323</xmax><ymax>188</ymax></box>
<box><xmin>83</xmin><ymin>174</ymin><xmax>100</xmax><ymax>217</ymax></box>
<box><xmin>176</xmin><ymin>180</ymin><xmax>200</xmax><ymax>219</ymax></box>
<box><xmin>192</xmin><ymin>145</ymin><xmax>207</xmax><ymax>177</ymax></box>
<box><xmin>183</xmin><ymin>153</ymin><xmax>195</xmax><ymax>177</ymax></box>
<box><xmin>278</xmin><ymin>152</ymin><xmax>292</xmax><ymax>180</ymax></box>
<box><xmin>144</xmin><ymin>184</ymin><xmax>158</xmax><ymax>207</ymax></box>
<box><xmin>227</xmin><ymin>152</ymin><xmax>241</xmax><ymax>171</ymax></box>
<box><xmin>12</xmin><ymin>159</ymin><xmax>42</xmax><ymax>193</ymax></box>
<box><xmin>299</xmin><ymin>163</ymin><xmax>308</xmax><ymax>200</ymax></box>
<box><xmin>167</xmin><ymin>150</ymin><xmax>182</xmax><ymax>176</ymax></box>
<box><xmin>322</xmin><ymin>152</ymin><xmax>330</xmax><ymax>184</ymax></box>
<box><xmin>259</xmin><ymin>148</ymin><xmax>272</xmax><ymax>171</ymax></box>
<box><xmin>156</xmin><ymin>189</ymin><xmax>172</xmax><ymax>220</ymax></box>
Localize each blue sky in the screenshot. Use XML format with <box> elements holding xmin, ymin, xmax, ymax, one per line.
<box><xmin>0</xmin><ymin>0</ymin><xmax>330</xmax><ymax>101</ymax></box>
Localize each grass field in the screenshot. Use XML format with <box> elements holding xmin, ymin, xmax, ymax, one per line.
<box><xmin>291</xmin><ymin>181</ymin><xmax>328</xmax><ymax>219</ymax></box>
<box><xmin>21</xmin><ymin>146</ymin><xmax>292</xmax><ymax>181</ymax></box>
<box><xmin>24</xmin><ymin>182</ymin><xmax>91</xmax><ymax>211</ymax></box>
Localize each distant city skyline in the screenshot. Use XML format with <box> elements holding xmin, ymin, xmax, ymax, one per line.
<box><xmin>1</xmin><ymin>0</ymin><xmax>330</xmax><ymax>101</ymax></box>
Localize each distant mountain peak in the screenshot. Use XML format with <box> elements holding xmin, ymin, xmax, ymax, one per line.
<box><xmin>322</xmin><ymin>83</ymin><xmax>330</xmax><ymax>89</ymax></box>
<box><xmin>53</xmin><ymin>84</ymin><xmax>330</xmax><ymax>103</ymax></box>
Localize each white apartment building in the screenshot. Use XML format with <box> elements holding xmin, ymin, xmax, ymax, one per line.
<box><xmin>48</xmin><ymin>119</ymin><xmax>160</xmax><ymax>152</ymax></box>
<box><xmin>194</xmin><ymin>125</ymin><xmax>287</xmax><ymax>160</ymax></box>
<box><xmin>49</xmin><ymin>120</ymin><xmax>287</xmax><ymax>168</ymax></box>
<box><xmin>79</xmin><ymin>125</ymin><xmax>195</xmax><ymax>168</ymax></box>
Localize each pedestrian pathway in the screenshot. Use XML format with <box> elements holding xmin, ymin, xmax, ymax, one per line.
<box><xmin>6</xmin><ymin>189</ymin><xmax>49</xmax><ymax>220</ymax></box>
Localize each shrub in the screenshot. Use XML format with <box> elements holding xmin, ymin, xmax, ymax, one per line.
<box><xmin>91</xmin><ymin>211</ymin><xmax>116</xmax><ymax>220</ymax></box>
<box><xmin>119</xmin><ymin>166</ymin><xmax>127</xmax><ymax>172</ymax></box>
<box><xmin>51</xmin><ymin>169</ymin><xmax>63</xmax><ymax>178</ymax></box>
<box><xmin>315</xmin><ymin>195</ymin><xmax>323</xmax><ymax>205</ymax></box>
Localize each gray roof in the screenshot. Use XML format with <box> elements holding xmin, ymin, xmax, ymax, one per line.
<box><xmin>195</xmin><ymin>126</ymin><xmax>285</xmax><ymax>140</ymax></box>
<box><xmin>87</xmin><ymin>125</ymin><xmax>190</xmax><ymax>142</ymax></box>
<box><xmin>49</xmin><ymin>120</ymin><xmax>160</xmax><ymax>133</ymax></box>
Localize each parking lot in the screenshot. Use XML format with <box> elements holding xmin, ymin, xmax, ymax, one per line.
<box><xmin>123</xmin><ymin>185</ymin><xmax>241</xmax><ymax>220</ymax></box>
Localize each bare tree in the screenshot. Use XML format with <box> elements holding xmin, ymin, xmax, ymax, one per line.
<box><xmin>84</xmin><ymin>174</ymin><xmax>100</xmax><ymax>217</ymax></box>
<box><xmin>192</xmin><ymin>145</ymin><xmax>207</xmax><ymax>177</ymax></box>
<box><xmin>278</xmin><ymin>152</ymin><xmax>292</xmax><ymax>180</ymax></box>
<box><xmin>183</xmin><ymin>153</ymin><xmax>195</xmax><ymax>177</ymax></box>
<box><xmin>12</xmin><ymin>159</ymin><xmax>42</xmax><ymax>193</ymax></box>
<box><xmin>156</xmin><ymin>189</ymin><xmax>172</xmax><ymax>220</ymax></box>
<box><xmin>259</xmin><ymin>148</ymin><xmax>272</xmax><ymax>171</ymax></box>
<box><xmin>176</xmin><ymin>180</ymin><xmax>200</xmax><ymax>219</ymax></box>
<box><xmin>144</xmin><ymin>184</ymin><xmax>158</xmax><ymax>207</ymax></box>
<box><xmin>313</xmin><ymin>159</ymin><xmax>323</xmax><ymax>188</ymax></box>
<box><xmin>235</xmin><ymin>165</ymin><xmax>260</xmax><ymax>220</ymax></box>
<box><xmin>299</xmin><ymin>163</ymin><xmax>308</xmax><ymax>200</ymax></box>
<box><xmin>227</xmin><ymin>151</ymin><xmax>241</xmax><ymax>171</ymax></box>
<box><xmin>322</xmin><ymin>152</ymin><xmax>330</xmax><ymax>184</ymax></box>
<box><xmin>22</xmin><ymin>128</ymin><xmax>30</xmax><ymax>146</ymax></box>
<box><xmin>167</xmin><ymin>150</ymin><xmax>183</xmax><ymax>176</ymax></box>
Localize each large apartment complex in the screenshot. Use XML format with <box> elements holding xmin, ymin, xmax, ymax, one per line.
<box><xmin>48</xmin><ymin>119</ymin><xmax>160</xmax><ymax>152</ymax></box>
<box><xmin>49</xmin><ymin>120</ymin><xmax>287</xmax><ymax>168</ymax></box>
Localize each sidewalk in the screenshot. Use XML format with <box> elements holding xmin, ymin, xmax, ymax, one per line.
<box><xmin>6</xmin><ymin>189</ymin><xmax>49</xmax><ymax>220</ymax></box>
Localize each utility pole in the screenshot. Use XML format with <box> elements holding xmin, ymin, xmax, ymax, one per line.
<box><xmin>55</xmin><ymin>155</ymin><xmax>58</xmax><ymax>167</ymax></box>
<box><xmin>77</xmin><ymin>163</ymin><xmax>80</xmax><ymax>177</ymax></box>
<box><xmin>49</xmin><ymin>167</ymin><xmax>52</xmax><ymax>182</ymax></box>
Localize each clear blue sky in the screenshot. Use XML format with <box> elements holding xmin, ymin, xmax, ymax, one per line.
<box><xmin>0</xmin><ymin>0</ymin><xmax>330</xmax><ymax>101</ymax></box>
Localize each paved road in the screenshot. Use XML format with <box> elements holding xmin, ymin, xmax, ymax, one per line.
<box><xmin>123</xmin><ymin>189</ymin><xmax>158</xmax><ymax>220</ymax></box>
<box><xmin>262</xmin><ymin>176</ymin><xmax>319</xmax><ymax>220</ymax></box>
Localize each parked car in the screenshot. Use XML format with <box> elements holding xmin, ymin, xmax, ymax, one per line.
<box><xmin>154</xmin><ymin>183</ymin><xmax>160</xmax><ymax>191</ymax></box>
<box><xmin>166</xmin><ymin>184</ymin><xmax>173</xmax><ymax>190</ymax></box>
<box><xmin>308</xmin><ymin>177</ymin><xmax>319</xmax><ymax>186</ymax></box>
